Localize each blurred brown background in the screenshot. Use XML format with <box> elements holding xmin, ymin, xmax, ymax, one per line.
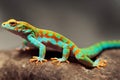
<box><xmin>0</xmin><ymin>0</ymin><xmax>120</xmax><ymax>50</ymax></box>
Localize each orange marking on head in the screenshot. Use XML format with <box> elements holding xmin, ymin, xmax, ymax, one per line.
<box><xmin>74</xmin><ymin>49</ymin><xmax>80</xmax><ymax>56</ymax></box>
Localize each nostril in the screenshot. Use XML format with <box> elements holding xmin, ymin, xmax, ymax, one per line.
<box><xmin>2</xmin><ymin>23</ymin><xmax>5</xmax><ymax>26</ymax></box>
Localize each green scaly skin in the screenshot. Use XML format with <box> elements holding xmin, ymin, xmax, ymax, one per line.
<box><xmin>1</xmin><ymin>19</ymin><xmax>120</xmax><ymax>68</ymax></box>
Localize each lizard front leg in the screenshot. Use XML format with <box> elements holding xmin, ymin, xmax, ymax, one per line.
<box><xmin>27</xmin><ymin>34</ymin><xmax>47</xmax><ymax>63</ymax></box>
<box><xmin>16</xmin><ymin>39</ymin><xmax>30</xmax><ymax>51</ymax></box>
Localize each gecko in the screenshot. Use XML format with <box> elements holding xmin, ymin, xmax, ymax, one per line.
<box><xmin>1</xmin><ymin>19</ymin><xmax>120</xmax><ymax>68</ymax></box>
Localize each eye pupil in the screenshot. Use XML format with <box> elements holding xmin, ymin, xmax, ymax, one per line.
<box><xmin>10</xmin><ymin>22</ymin><xmax>15</xmax><ymax>24</ymax></box>
<box><xmin>9</xmin><ymin>22</ymin><xmax>17</xmax><ymax>26</ymax></box>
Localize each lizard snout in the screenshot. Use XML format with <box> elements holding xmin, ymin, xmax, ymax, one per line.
<box><xmin>1</xmin><ymin>23</ymin><xmax>6</xmax><ymax>27</ymax></box>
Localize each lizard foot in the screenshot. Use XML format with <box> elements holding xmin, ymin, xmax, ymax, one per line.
<box><xmin>51</xmin><ymin>58</ymin><xmax>69</xmax><ymax>65</ymax></box>
<box><xmin>93</xmin><ymin>59</ymin><xmax>107</xmax><ymax>69</ymax></box>
<box><xmin>29</xmin><ymin>56</ymin><xmax>47</xmax><ymax>64</ymax></box>
<box><xmin>16</xmin><ymin>46</ymin><xmax>30</xmax><ymax>51</ymax></box>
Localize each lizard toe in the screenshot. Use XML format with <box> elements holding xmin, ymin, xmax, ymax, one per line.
<box><xmin>93</xmin><ymin>59</ymin><xmax>107</xmax><ymax>69</ymax></box>
<box><xmin>30</xmin><ymin>56</ymin><xmax>47</xmax><ymax>64</ymax></box>
<box><xmin>51</xmin><ymin>58</ymin><xmax>70</xmax><ymax>65</ymax></box>
<box><xmin>97</xmin><ymin>60</ymin><xmax>107</xmax><ymax>68</ymax></box>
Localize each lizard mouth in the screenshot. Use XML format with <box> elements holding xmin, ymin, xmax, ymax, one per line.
<box><xmin>7</xmin><ymin>29</ymin><xmax>29</xmax><ymax>39</ymax></box>
<box><xmin>7</xmin><ymin>29</ymin><xmax>22</xmax><ymax>35</ymax></box>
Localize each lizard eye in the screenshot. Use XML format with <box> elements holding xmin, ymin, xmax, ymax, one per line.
<box><xmin>9</xmin><ymin>22</ymin><xmax>17</xmax><ymax>26</ymax></box>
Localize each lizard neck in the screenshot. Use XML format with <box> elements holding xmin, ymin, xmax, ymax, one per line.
<box><xmin>21</xmin><ymin>22</ymin><xmax>40</xmax><ymax>38</ymax></box>
<box><xmin>24</xmin><ymin>22</ymin><xmax>39</xmax><ymax>32</ymax></box>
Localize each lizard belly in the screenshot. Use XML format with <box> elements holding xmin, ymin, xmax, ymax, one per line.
<box><xmin>37</xmin><ymin>37</ymin><xmax>63</xmax><ymax>52</ymax></box>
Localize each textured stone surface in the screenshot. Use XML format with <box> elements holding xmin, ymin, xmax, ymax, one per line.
<box><xmin>0</xmin><ymin>49</ymin><xmax>120</xmax><ymax>80</ymax></box>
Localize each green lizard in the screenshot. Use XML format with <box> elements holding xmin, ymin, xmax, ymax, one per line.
<box><xmin>1</xmin><ymin>19</ymin><xmax>120</xmax><ymax>68</ymax></box>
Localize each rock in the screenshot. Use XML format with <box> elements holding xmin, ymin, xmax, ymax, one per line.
<box><xmin>0</xmin><ymin>49</ymin><xmax>120</xmax><ymax>80</ymax></box>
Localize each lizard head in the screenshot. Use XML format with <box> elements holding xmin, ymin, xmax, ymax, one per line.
<box><xmin>1</xmin><ymin>19</ymin><xmax>35</xmax><ymax>34</ymax></box>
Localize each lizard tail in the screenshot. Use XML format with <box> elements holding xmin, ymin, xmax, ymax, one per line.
<box><xmin>79</xmin><ymin>40</ymin><xmax>120</xmax><ymax>58</ymax></box>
